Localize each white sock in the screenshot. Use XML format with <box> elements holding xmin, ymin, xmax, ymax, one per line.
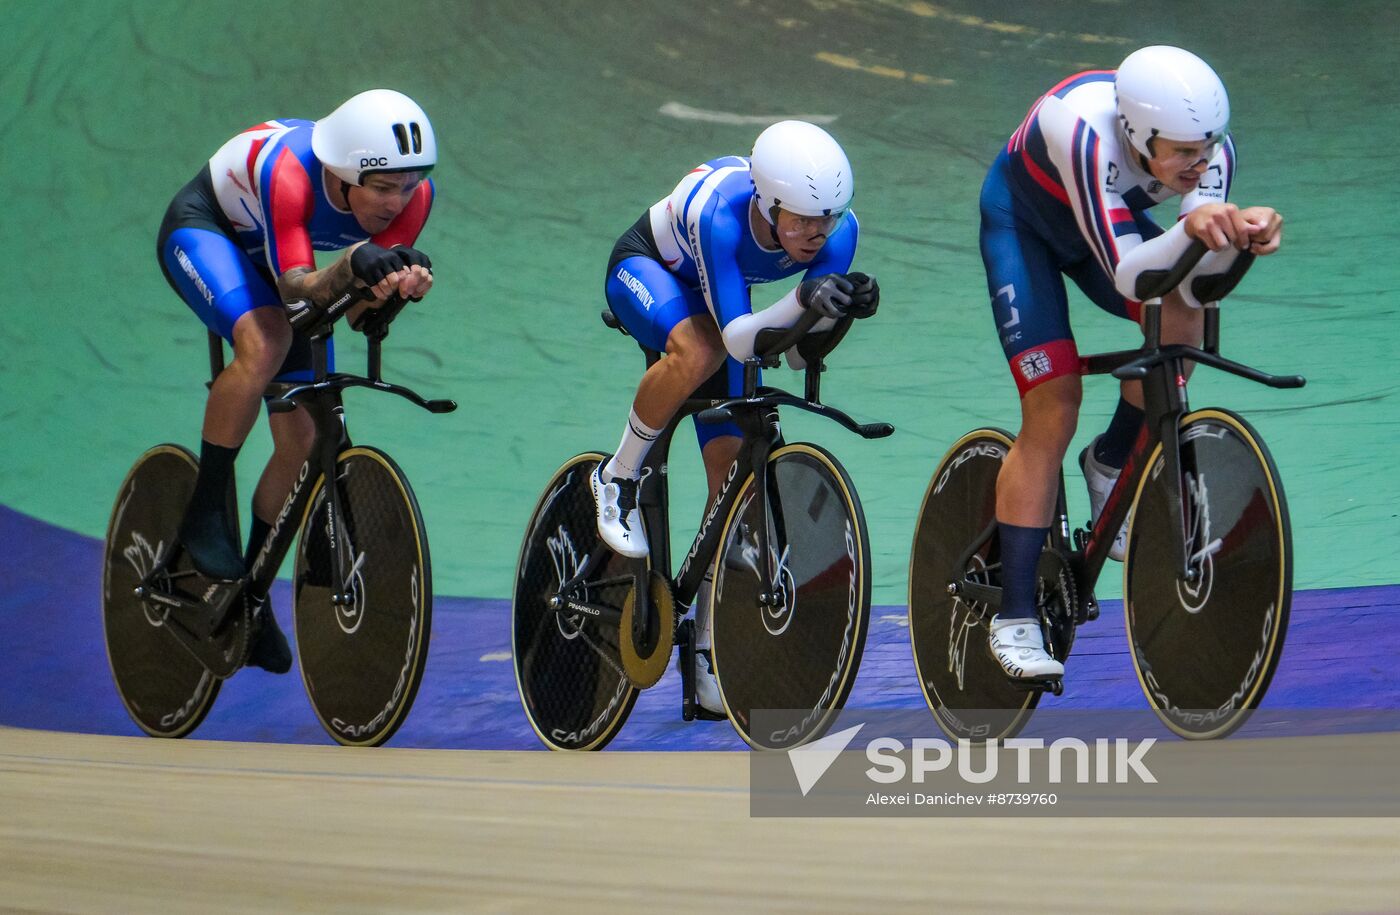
<box><xmin>695</xmin><ymin>572</ymin><xmax>714</xmax><ymax>650</ymax></box>
<box><xmin>604</xmin><ymin>407</ymin><xmax>662</xmax><ymax>482</ymax></box>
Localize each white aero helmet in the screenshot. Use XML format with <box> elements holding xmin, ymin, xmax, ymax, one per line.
<box><xmin>312</xmin><ymin>89</ymin><xmax>437</xmax><ymax>186</ymax></box>
<box><xmin>750</xmin><ymin>120</ymin><xmax>853</xmax><ymax>226</ymax></box>
<box><xmin>1115</xmin><ymin>46</ymin><xmax>1230</xmax><ymax>160</ymax></box>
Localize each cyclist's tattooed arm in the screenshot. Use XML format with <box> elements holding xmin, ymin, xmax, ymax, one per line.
<box><xmin>276</xmin><ymin>255</ymin><xmax>358</xmax><ymax>308</ymax></box>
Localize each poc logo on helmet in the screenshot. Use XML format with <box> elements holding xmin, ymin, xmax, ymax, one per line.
<box><xmin>360</xmin><ymin>156</ymin><xmax>389</xmax><ymax>168</ymax></box>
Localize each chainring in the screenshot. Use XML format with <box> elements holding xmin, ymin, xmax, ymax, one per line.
<box><xmin>1035</xmin><ymin>548</ymin><xmax>1079</xmax><ymax>663</ymax></box>
<box><xmin>620</xmin><ymin>569</ymin><xmax>676</xmax><ymax>689</ymax></box>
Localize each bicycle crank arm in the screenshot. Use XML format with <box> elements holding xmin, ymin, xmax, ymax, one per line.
<box><xmin>545</xmin><ymin>594</ymin><xmax>622</xmax><ymax>628</ymax></box>
<box><xmin>946</xmin><ymin>578</ymin><xmax>1002</xmax><ymax>609</ymax></box>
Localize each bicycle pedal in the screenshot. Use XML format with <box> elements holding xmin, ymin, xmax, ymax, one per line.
<box><xmin>692</xmin><ymin>707</ymin><xmax>727</xmax><ymax>722</ymax></box>
<box><xmin>1006</xmin><ymin>675</ymin><xmax>1063</xmax><ymax>697</ymax></box>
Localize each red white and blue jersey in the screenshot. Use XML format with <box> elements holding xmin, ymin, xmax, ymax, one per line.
<box><xmin>205</xmin><ymin>119</ymin><xmax>435</xmax><ymax>278</ymax></box>
<box><xmin>647</xmin><ymin>157</ymin><xmax>858</xmax><ymax>330</ymax></box>
<box><xmin>1004</xmin><ymin>71</ymin><xmax>1235</xmax><ymax>281</ymax></box>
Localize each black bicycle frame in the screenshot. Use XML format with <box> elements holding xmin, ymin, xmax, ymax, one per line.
<box><xmin>144</xmin><ymin>301</ymin><xmax>455</xmax><ymax>636</ymax></box>
<box><xmin>550</xmin><ymin>310</ymin><xmax>893</xmax><ymax>640</ymax></box>
<box><xmin>950</xmin><ymin>240</ymin><xmax>1304</xmax><ymax>610</ymax></box>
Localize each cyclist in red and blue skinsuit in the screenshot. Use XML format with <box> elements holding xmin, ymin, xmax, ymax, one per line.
<box><xmin>155</xmin><ymin>90</ymin><xmax>438</xmax><ymax>672</ymax></box>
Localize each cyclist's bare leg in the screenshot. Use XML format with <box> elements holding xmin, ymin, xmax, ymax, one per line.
<box><xmin>203</xmin><ymin>308</ymin><xmax>294</xmax><ymax>447</ymax></box>
<box><xmin>254</xmin><ymin>409</ymin><xmax>316</xmax><ymax>520</ymax></box>
<box><xmin>633</xmin><ymin>315</ymin><xmax>727</xmax><ymax>432</ymax></box>
<box><xmin>181</xmin><ymin>307</ymin><xmax>293</xmax><ymax>579</ymax></box>
<box><xmin>996</xmin><ymin>374</ymin><xmax>1082</xmax><ymax>528</ymax></box>
<box><xmin>596</xmin><ymin>315</ymin><xmax>728</xmax><ymax>557</ymax></box>
<box><xmin>604</xmin><ymin>315</ymin><xmax>726</xmax><ymax>482</ymax></box>
<box><xmin>992</xmin><ymin>373</ymin><xmax>1080</xmax><ymax>665</ymax></box>
<box><xmin>700</xmin><ymin>435</ymin><xmax>742</xmax><ymax>501</ymax></box>
<box><xmin>1117</xmin><ymin>289</ymin><xmax>1204</xmax><ymax>409</ymax></box>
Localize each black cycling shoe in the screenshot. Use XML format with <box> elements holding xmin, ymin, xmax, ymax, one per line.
<box><xmin>247</xmin><ymin>596</ymin><xmax>293</xmax><ymax>674</ymax></box>
<box><xmin>178</xmin><ymin>508</ymin><xmax>246</xmax><ymax>581</ymax></box>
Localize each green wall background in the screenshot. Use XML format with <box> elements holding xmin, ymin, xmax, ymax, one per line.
<box><xmin>2</xmin><ymin>0</ymin><xmax>1395</xmax><ymax>602</ymax></box>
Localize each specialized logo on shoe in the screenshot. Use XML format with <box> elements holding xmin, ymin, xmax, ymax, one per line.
<box><xmin>1016</xmin><ymin>349</ymin><xmax>1053</xmax><ymax>383</ymax></box>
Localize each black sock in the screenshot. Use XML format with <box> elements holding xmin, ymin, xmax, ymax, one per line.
<box><xmin>191</xmin><ymin>439</ymin><xmax>240</xmax><ymax>512</ymax></box>
<box><xmin>179</xmin><ymin>439</ymin><xmax>244</xmax><ymax>579</ymax></box>
<box><xmin>998</xmin><ymin>522</ymin><xmax>1049</xmax><ymax>620</ymax></box>
<box><xmin>243</xmin><ymin>513</ymin><xmax>274</xmax><ymax>572</ymax></box>
<box><xmin>1093</xmin><ymin>398</ymin><xmax>1145</xmax><ymax>469</ymax></box>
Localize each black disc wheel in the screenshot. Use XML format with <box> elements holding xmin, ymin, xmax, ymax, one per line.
<box><xmin>102</xmin><ymin>445</ymin><xmax>222</xmax><ymax>738</ymax></box>
<box><xmin>908</xmin><ymin>429</ymin><xmax>1042</xmax><ymax>741</ymax></box>
<box><xmin>294</xmin><ymin>446</ymin><xmax>432</xmax><ymax>747</ymax></box>
<box><xmin>513</xmin><ymin>453</ymin><xmax>641</xmax><ymax>751</ymax></box>
<box><xmin>1125</xmin><ymin>409</ymin><xmax>1291</xmax><ymax>739</ymax></box>
<box><xmin>710</xmin><ymin>443</ymin><xmax>871</xmax><ymax>750</ymax></box>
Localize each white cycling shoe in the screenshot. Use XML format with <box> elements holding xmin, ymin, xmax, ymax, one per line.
<box><xmin>1081</xmin><ymin>436</ymin><xmax>1129</xmax><ymax>562</ymax></box>
<box><xmin>989</xmin><ymin>616</ymin><xmax>1064</xmax><ymax>680</ymax></box>
<box><xmin>590</xmin><ymin>464</ymin><xmax>648</xmax><ymax>559</ymax></box>
<box><xmin>692</xmin><ymin>573</ymin><xmax>725</xmax><ymax>717</ymax></box>
<box><xmin>694</xmin><ymin>649</ymin><xmax>725</xmax><ymax>717</ymax></box>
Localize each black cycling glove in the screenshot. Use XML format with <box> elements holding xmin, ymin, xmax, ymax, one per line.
<box><xmin>350</xmin><ymin>243</ymin><xmax>404</xmax><ymax>286</ymax></box>
<box><xmin>797</xmin><ymin>274</ymin><xmax>855</xmax><ymax>318</ymax></box>
<box><xmin>845</xmin><ymin>272</ymin><xmax>880</xmax><ymax>319</ymax></box>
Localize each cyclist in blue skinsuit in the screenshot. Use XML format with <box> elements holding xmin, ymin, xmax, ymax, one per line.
<box><xmin>976</xmin><ymin>47</ymin><xmax>1284</xmax><ymax>682</ymax></box>
<box><xmin>591</xmin><ymin>121</ymin><xmax>880</xmax><ymax>714</ymax></box>
<box><xmin>156</xmin><ymin>89</ymin><xmax>438</xmax><ymax>672</ymax></box>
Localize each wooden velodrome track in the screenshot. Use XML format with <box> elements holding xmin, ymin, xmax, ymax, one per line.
<box><xmin>3</xmin><ymin>725</ymin><xmax>1398</xmax><ymax>913</ymax></box>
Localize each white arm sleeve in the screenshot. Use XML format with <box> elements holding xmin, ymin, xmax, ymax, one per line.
<box><xmin>1113</xmin><ymin>219</ymin><xmax>1195</xmax><ymax>301</ymax></box>
<box><xmin>719</xmin><ymin>287</ymin><xmax>836</xmax><ymax>361</ymax></box>
<box><xmin>1176</xmin><ymin>247</ymin><xmax>1248</xmax><ymax>308</ymax></box>
<box><xmin>1113</xmin><ymin>219</ymin><xmax>1243</xmax><ymax>307</ymax></box>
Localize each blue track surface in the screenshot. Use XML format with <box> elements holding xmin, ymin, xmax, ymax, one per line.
<box><xmin>2</xmin><ymin>505</ymin><xmax>1395</xmax><ymax>749</ymax></box>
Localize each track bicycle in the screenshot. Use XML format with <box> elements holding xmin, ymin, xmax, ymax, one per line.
<box><xmin>909</xmin><ymin>241</ymin><xmax>1303</xmax><ymax>740</ymax></box>
<box><xmin>514</xmin><ymin>308</ymin><xmax>892</xmax><ymax>750</ymax></box>
<box><xmin>103</xmin><ymin>295</ymin><xmax>454</xmax><ymax>746</ymax></box>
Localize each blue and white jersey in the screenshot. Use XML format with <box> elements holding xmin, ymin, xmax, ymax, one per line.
<box><xmin>647</xmin><ymin>157</ymin><xmax>859</xmax><ymax>331</ymax></box>
<box><xmin>1004</xmin><ymin>71</ymin><xmax>1236</xmax><ymax>284</ymax></box>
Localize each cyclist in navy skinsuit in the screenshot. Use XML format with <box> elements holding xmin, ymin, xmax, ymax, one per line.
<box><xmin>976</xmin><ymin>47</ymin><xmax>1284</xmax><ymax>682</ymax></box>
